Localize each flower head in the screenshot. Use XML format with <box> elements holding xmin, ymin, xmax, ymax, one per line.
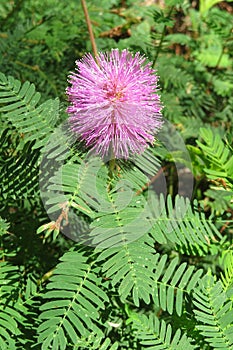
<box><xmin>66</xmin><ymin>49</ymin><xmax>163</xmax><ymax>158</ymax></box>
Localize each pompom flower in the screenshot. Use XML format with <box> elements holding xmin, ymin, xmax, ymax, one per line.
<box><xmin>66</xmin><ymin>49</ymin><xmax>163</xmax><ymax>158</ymax></box>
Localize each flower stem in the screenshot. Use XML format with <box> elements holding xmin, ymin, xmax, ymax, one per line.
<box><xmin>81</xmin><ymin>0</ymin><xmax>98</xmax><ymax>59</ymax></box>
<box><xmin>107</xmin><ymin>158</ymin><xmax>116</xmax><ymax>192</ymax></box>
<box><xmin>109</xmin><ymin>158</ymin><xmax>116</xmax><ymax>175</ymax></box>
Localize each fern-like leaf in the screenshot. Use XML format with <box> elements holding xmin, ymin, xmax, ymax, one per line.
<box><xmin>132</xmin><ymin>313</ymin><xmax>196</xmax><ymax>349</ymax></box>
<box><xmin>98</xmin><ymin>244</ymin><xmax>203</xmax><ymax>314</ymax></box>
<box><xmin>152</xmin><ymin>254</ymin><xmax>203</xmax><ymax>316</ymax></box>
<box><xmin>197</xmin><ymin>127</ymin><xmax>233</xmax><ymax>188</ymax></box>
<box><xmin>1</xmin><ymin>134</ymin><xmax>40</xmax><ymax>200</ymax></box>
<box><xmin>0</xmin><ymin>72</ymin><xmax>61</xmax><ymax>200</ymax></box>
<box><xmin>220</xmin><ymin>250</ymin><xmax>233</xmax><ymax>298</ymax></box>
<box><xmin>37</xmin><ymin>248</ymin><xmax>109</xmax><ymax>350</ymax></box>
<box><xmin>0</xmin><ymin>262</ymin><xmax>22</xmax><ymax>349</ymax></box>
<box><xmin>41</xmin><ymin>152</ymin><xmax>156</xmax><ymax>246</ymax></box>
<box><xmin>149</xmin><ymin>194</ymin><xmax>222</xmax><ymax>254</ymax></box>
<box><xmin>193</xmin><ymin>274</ymin><xmax>233</xmax><ymax>350</ymax></box>
<box><xmin>39</xmin><ymin>154</ymin><xmax>110</xmax><ymax>241</ymax></box>
<box><xmin>0</xmin><ymin>72</ymin><xmax>59</xmax><ymax>149</ymax></box>
<box><xmin>97</xmin><ymin>235</ymin><xmax>157</xmax><ymax>307</ymax></box>
<box><xmin>72</xmin><ymin>334</ymin><xmax>119</xmax><ymax>350</ymax></box>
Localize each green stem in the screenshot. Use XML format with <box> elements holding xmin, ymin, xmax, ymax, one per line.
<box><xmin>108</xmin><ymin>152</ymin><xmax>118</xmax><ymax>192</ymax></box>
<box><xmin>152</xmin><ymin>6</ymin><xmax>174</xmax><ymax>68</ymax></box>
<box><xmin>109</xmin><ymin>158</ymin><xmax>116</xmax><ymax>175</ymax></box>
<box><xmin>168</xmin><ymin>164</ymin><xmax>174</xmax><ymax>197</ymax></box>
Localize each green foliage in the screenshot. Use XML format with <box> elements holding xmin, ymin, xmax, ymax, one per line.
<box><xmin>0</xmin><ymin>72</ymin><xmax>59</xmax><ymax>148</ymax></box>
<box><xmin>188</xmin><ymin>127</ymin><xmax>233</xmax><ymax>214</ymax></box>
<box><xmin>131</xmin><ymin>314</ymin><xmax>196</xmax><ymax>349</ymax></box>
<box><xmin>0</xmin><ymin>72</ymin><xmax>61</xmax><ymax>203</ymax></box>
<box><xmin>193</xmin><ymin>274</ymin><xmax>233</xmax><ymax>349</ymax></box>
<box><xmin>0</xmin><ymin>0</ymin><xmax>232</xmax><ymax>349</ymax></box>
<box><xmin>199</xmin><ymin>0</ymin><xmax>232</xmax><ymax>16</ymax></box>
<box><xmin>37</xmin><ymin>249</ymin><xmax>109</xmax><ymax>349</ymax></box>
<box><xmin>220</xmin><ymin>250</ymin><xmax>233</xmax><ymax>297</ymax></box>
<box><xmin>149</xmin><ymin>194</ymin><xmax>222</xmax><ymax>254</ymax></box>
<box><xmin>0</xmin><ymin>218</ymin><xmax>42</xmax><ymax>349</ymax></box>
<box><xmin>0</xmin><ymin>262</ymin><xmax>21</xmax><ymax>350</ymax></box>
<box><xmin>196</xmin><ymin>128</ymin><xmax>233</xmax><ymax>187</ymax></box>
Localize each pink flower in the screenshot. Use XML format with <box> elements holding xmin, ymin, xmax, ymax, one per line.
<box><xmin>66</xmin><ymin>49</ymin><xmax>163</xmax><ymax>158</ymax></box>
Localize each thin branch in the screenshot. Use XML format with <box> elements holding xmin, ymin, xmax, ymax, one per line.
<box><xmin>152</xmin><ymin>6</ymin><xmax>174</xmax><ymax>68</ymax></box>
<box><xmin>1</xmin><ymin>0</ymin><xmax>25</xmax><ymax>28</ymax></box>
<box><xmin>136</xmin><ymin>166</ymin><xmax>168</xmax><ymax>195</ymax></box>
<box><xmin>81</xmin><ymin>0</ymin><xmax>98</xmax><ymax>58</ymax></box>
